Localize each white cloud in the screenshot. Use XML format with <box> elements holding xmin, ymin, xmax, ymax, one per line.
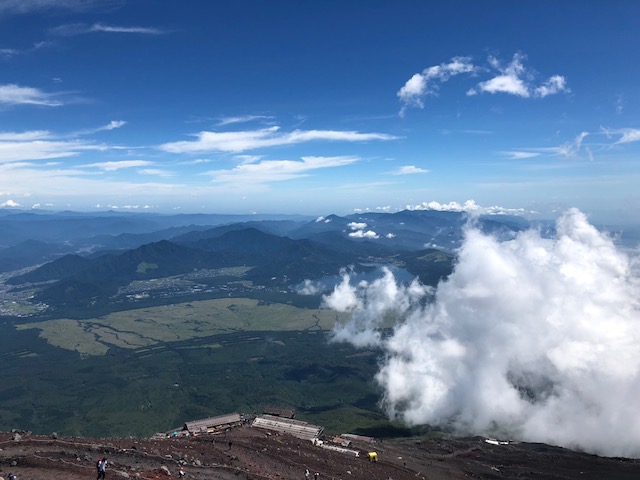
<box><xmin>550</xmin><ymin>131</ymin><xmax>589</xmax><ymax>157</ymax></box>
<box><xmin>0</xmin><ymin>199</ymin><xmax>20</xmax><ymax>207</ymax></box>
<box><xmin>500</xmin><ymin>151</ymin><xmax>542</xmax><ymax>160</ymax></box>
<box><xmin>407</xmin><ymin>200</ymin><xmax>481</xmax><ymax>213</ymax></box>
<box><xmin>506</xmin><ymin>132</ymin><xmax>590</xmax><ymax>160</ymax></box>
<box><xmin>348</xmin><ymin>222</ymin><xmax>368</xmax><ymax>230</ymax></box>
<box><xmin>322</xmin><ymin>269</ymin><xmax>365</xmax><ymax>315</ymax></box>
<box><xmin>472</xmin><ymin>54</ymin><xmax>530</xmax><ymax>97</ymax></box>
<box><xmin>82</xmin><ymin>160</ymin><xmax>153</xmax><ymax>171</ymax></box>
<box><xmin>315</xmin><ymin>216</ymin><xmax>331</xmax><ymax>223</ymax></box>
<box><xmin>90</xmin><ymin>23</ymin><xmax>165</xmax><ymax>34</ymax></box>
<box><xmin>233</xmin><ymin>154</ymin><xmax>262</xmax><ymax>164</ymax></box>
<box><xmin>615</xmin><ymin>95</ymin><xmax>624</xmax><ymax>115</ymax></box>
<box><xmin>137</xmin><ymin>168</ymin><xmax>173</xmax><ymax>177</ymax></box>
<box><xmin>51</xmin><ymin>22</ymin><xmax>166</xmax><ymax>36</ymax></box>
<box><xmin>601</xmin><ymin>127</ymin><xmax>640</xmax><ymax>144</ymax></box>
<box><xmin>103</xmin><ymin>204</ymin><xmax>153</xmax><ymax>210</ymax></box>
<box><xmin>0</xmin><ymin>161</ymin><xmax>188</xmax><ymax>208</ymax></box>
<box><xmin>0</xmin><ymin>139</ymin><xmax>100</xmax><ymax>162</ymax></box>
<box><xmin>216</xmin><ymin>115</ymin><xmax>275</xmax><ymax>126</ymax></box>
<box><xmin>99</xmin><ymin>120</ymin><xmax>126</xmax><ymax>131</ymax></box>
<box><xmin>406</xmin><ymin>199</ymin><xmax>526</xmax><ymax>216</ymax></box>
<box><xmin>73</xmin><ymin>120</ymin><xmax>127</xmax><ymax>136</ymax></box>
<box><xmin>348</xmin><ymin>230</ymin><xmax>379</xmax><ymax>239</ymax></box>
<box><xmin>296</xmin><ymin>279</ymin><xmax>324</xmax><ymax>296</ymax></box>
<box><xmin>159</xmin><ymin>126</ymin><xmax>398</xmax><ymax>154</ymax></box>
<box><xmin>324</xmin><ymin>267</ymin><xmax>431</xmax><ymax>347</ymax></box>
<box><xmin>0</xmin><ymin>0</ymin><xmax>107</xmax><ymax>16</ymax></box>
<box><xmin>397</xmin><ymin>56</ymin><xmax>476</xmax><ymax>115</ymax></box>
<box><xmin>179</xmin><ymin>158</ymin><xmax>212</xmax><ymax>165</ymax></box>
<box><xmin>204</xmin><ymin>155</ymin><xmax>359</xmax><ymax>185</ymax></box>
<box><xmin>535</xmin><ymin>75</ymin><xmax>569</xmax><ymax>98</ymax></box>
<box><xmin>390</xmin><ymin>165</ymin><xmax>429</xmax><ymax>175</ymax></box>
<box><xmin>347</xmin><ymin>221</ymin><xmax>380</xmax><ymax>239</ymax></box>
<box><xmin>0</xmin><ymin>130</ymin><xmax>52</xmax><ymax>141</ymax></box>
<box><xmin>400</xmin><ymin>54</ymin><xmax>569</xmax><ymax>115</ymax></box>
<box><xmin>0</xmin><ymin>48</ymin><xmax>18</xmax><ymax>58</ymax></box>
<box><xmin>469</xmin><ymin>54</ymin><xmax>569</xmax><ymax>99</ymax></box>
<box><xmin>618</xmin><ymin>130</ymin><xmax>640</xmax><ymax>144</ymax></box>
<box><xmin>0</xmin><ymin>83</ymin><xmax>62</xmax><ymax>106</ymax></box>
<box><xmin>326</xmin><ymin>209</ymin><xmax>640</xmax><ymax>458</ymax></box>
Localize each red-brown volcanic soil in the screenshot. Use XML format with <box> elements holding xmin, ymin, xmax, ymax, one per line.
<box><xmin>2</xmin><ymin>427</ymin><xmax>640</xmax><ymax>480</ymax></box>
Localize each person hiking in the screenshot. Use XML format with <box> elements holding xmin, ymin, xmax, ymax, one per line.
<box><xmin>97</xmin><ymin>457</ymin><xmax>107</xmax><ymax>480</ymax></box>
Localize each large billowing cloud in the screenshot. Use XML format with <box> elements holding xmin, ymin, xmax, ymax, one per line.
<box><xmin>324</xmin><ymin>208</ymin><xmax>640</xmax><ymax>457</ymax></box>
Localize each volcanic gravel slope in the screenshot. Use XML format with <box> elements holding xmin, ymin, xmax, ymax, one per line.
<box><xmin>1</xmin><ymin>428</ymin><xmax>640</xmax><ymax>480</ymax></box>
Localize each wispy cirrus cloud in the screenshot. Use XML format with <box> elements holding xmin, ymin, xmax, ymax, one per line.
<box><xmin>51</xmin><ymin>23</ymin><xmax>166</xmax><ymax>36</ymax></box>
<box><xmin>160</xmin><ymin>126</ymin><xmax>398</xmax><ymax>154</ymax></box>
<box><xmin>216</xmin><ymin>115</ymin><xmax>275</xmax><ymax>126</ymax></box>
<box><xmin>0</xmin><ymin>83</ymin><xmax>63</xmax><ymax>106</ymax></box>
<box><xmin>204</xmin><ymin>155</ymin><xmax>359</xmax><ymax>185</ymax></box>
<box><xmin>0</xmin><ymin>0</ymin><xmax>117</xmax><ymax>16</ymax></box>
<box><xmin>0</xmin><ymin>137</ymin><xmax>101</xmax><ymax>162</ymax></box>
<box><xmin>179</xmin><ymin>158</ymin><xmax>212</xmax><ymax>165</ymax></box>
<box><xmin>82</xmin><ymin>160</ymin><xmax>153</xmax><ymax>171</ymax></box>
<box><xmin>0</xmin><ymin>130</ymin><xmax>52</xmax><ymax>141</ymax></box>
<box><xmin>498</xmin><ymin>132</ymin><xmax>590</xmax><ymax>161</ymax></box>
<box><xmin>500</xmin><ymin>151</ymin><xmax>542</xmax><ymax>160</ymax></box>
<box><xmin>389</xmin><ymin>165</ymin><xmax>429</xmax><ymax>175</ymax></box>
<box><xmin>0</xmin><ymin>41</ymin><xmax>52</xmax><ymax>60</ymax></box>
<box><xmin>601</xmin><ymin>127</ymin><xmax>640</xmax><ymax>144</ymax></box>
<box><xmin>138</xmin><ymin>168</ymin><xmax>173</xmax><ymax>177</ymax></box>
<box><xmin>0</xmin><ymin>48</ymin><xmax>19</xmax><ymax>59</ymax></box>
<box><xmin>72</xmin><ymin>120</ymin><xmax>127</xmax><ymax>136</ymax></box>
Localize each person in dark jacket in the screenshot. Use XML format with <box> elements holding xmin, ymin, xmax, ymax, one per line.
<box><xmin>97</xmin><ymin>457</ymin><xmax>107</xmax><ymax>480</ymax></box>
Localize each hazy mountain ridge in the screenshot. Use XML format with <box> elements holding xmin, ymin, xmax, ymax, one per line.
<box><xmin>0</xmin><ymin>208</ymin><xmax>534</xmax><ymax>317</ymax></box>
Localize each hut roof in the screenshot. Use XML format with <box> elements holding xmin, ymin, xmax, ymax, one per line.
<box><xmin>252</xmin><ymin>415</ymin><xmax>323</xmax><ymax>441</ymax></box>
<box><xmin>184</xmin><ymin>413</ymin><xmax>242</xmax><ymax>433</ymax></box>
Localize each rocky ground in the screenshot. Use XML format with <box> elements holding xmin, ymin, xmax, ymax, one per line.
<box><xmin>1</xmin><ymin>427</ymin><xmax>640</xmax><ymax>480</ymax></box>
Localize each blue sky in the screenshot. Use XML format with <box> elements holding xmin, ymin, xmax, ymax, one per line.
<box><xmin>1</xmin><ymin>0</ymin><xmax>639</xmax><ymax>223</ymax></box>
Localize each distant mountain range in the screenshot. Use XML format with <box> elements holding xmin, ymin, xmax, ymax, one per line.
<box><xmin>0</xmin><ymin>208</ymin><xmax>546</xmax><ymax>315</ymax></box>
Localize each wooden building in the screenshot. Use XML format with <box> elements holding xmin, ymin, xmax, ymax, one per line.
<box><xmin>183</xmin><ymin>413</ymin><xmax>243</xmax><ymax>435</ymax></box>
<box><xmin>252</xmin><ymin>414</ymin><xmax>323</xmax><ymax>441</ymax></box>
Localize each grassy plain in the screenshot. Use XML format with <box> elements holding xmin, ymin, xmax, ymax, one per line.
<box><xmin>16</xmin><ymin>298</ymin><xmax>341</xmax><ymax>356</ymax></box>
